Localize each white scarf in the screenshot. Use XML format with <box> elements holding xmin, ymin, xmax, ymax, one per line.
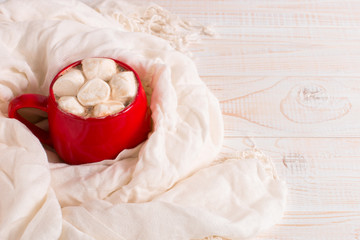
<box><xmin>0</xmin><ymin>0</ymin><xmax>286</xmax><ymax>239</ymax></box>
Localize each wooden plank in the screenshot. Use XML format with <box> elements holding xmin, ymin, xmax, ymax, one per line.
<box><xmin>223</xmin><ymin>137</ymin><xmax>360</xmax><ymax>211</ymax></box>
<box><xmin>192</xmin><ymin>40</ymin><xmax>360</xmax><ymax>77</ymax></box>
<box><xmin>222</xmin><ymin>136</ymin><xmax>360</xmax><ymax>239</ymax></box>
<box><xmin>205</xmin><ymin>76</ymin><xmax>360</xmax><ymax>137</ymax></box>
<box><xmin>256</xmin><ymin>211</ymin><xmax>360</xmax><ymax>240</ymax></box>
<box><xmin>145</xmin><ymin>0</ymin><xmax>360</xmax><ymax>23</ymax></box>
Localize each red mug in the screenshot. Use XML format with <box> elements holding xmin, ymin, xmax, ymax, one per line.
<box><xmin>8</xmin><ymin>58</ymin><xmax>151</xmax><ymax>165</ymax></box>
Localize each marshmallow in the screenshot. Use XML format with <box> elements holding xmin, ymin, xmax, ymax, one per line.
<box><xmin>53</xmin><ymin>68</ymin><xmax>85</xmax><ymax>97</ymax></box>
<box><xmin>77</xmin><ymin>78</ymin><xmax>110</xmax><ymax>106</ymax></box>
<box><xmin>109</xmin><ymin>71</ymin><xmax>138</xmax><ymax>103</ymax></box>
<box><xmin>58</xmin><ymin>96</ymin><xmax>85</xmax><ymax>116</ymax></box>
<box><xmin>81</xmin><ymin>58</ymin><xmax>117</xmax><ymax>81</ymax></box>
<box><xmin>92</xmin><ymin>101</ymin><xmax>125</xmax><ymax>118</ymax></box>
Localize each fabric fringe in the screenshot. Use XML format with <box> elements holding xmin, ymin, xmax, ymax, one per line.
<box><xmin>103</xmin><ymin>2</ymin><xmax>216</xmax><ymax>55</ymax></box>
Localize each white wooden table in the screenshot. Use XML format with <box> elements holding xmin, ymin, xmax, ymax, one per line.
<box><xmin>136</xmin><ymin>0</ymin><xmax>360</xmax><ymax>239</ymax></box>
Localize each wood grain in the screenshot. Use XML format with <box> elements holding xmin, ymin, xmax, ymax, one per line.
<box><xmin>218</xmin><ymin>77</ymin><xmax>360</xmax><ymax>137</ymax></box>
<box><xmin>137</xmin><ymin>0</ymin><xmax>360</xmax><ymax>239</ymax></box>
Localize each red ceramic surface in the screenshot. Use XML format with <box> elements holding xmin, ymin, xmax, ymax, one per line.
<box><xmin>8</xmin><ymin>58</ymin><xmax>151</xmax><ymax>164</ymax></box>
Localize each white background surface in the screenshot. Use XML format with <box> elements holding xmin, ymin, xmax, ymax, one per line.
<box><xmin>135</xmin><ymin>0</ymin><xmax>360</xmax><ymax>239</ymax></box>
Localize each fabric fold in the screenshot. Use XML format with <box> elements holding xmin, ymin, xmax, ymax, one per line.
<box><xmin>0</xmin><ymin>119</ymin><xmax>62</xmax><ymax>240</ymax></box>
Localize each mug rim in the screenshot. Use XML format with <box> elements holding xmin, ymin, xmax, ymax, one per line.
<box><xmin>49</xmin><ymin>57</ymin><xmax>144</xmax><ymax>121</ymax></box>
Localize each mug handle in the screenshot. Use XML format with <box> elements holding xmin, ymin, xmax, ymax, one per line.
<box><xmin>8</xmin><ymin>94</ymin><xmax>53</xmax><ymax>146</ymax></box>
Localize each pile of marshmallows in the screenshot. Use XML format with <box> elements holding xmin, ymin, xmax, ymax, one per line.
<box><xmin>53</xmin><ymin>58</ymin><xmax>138</xmax><ymax>118</ymax></box>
